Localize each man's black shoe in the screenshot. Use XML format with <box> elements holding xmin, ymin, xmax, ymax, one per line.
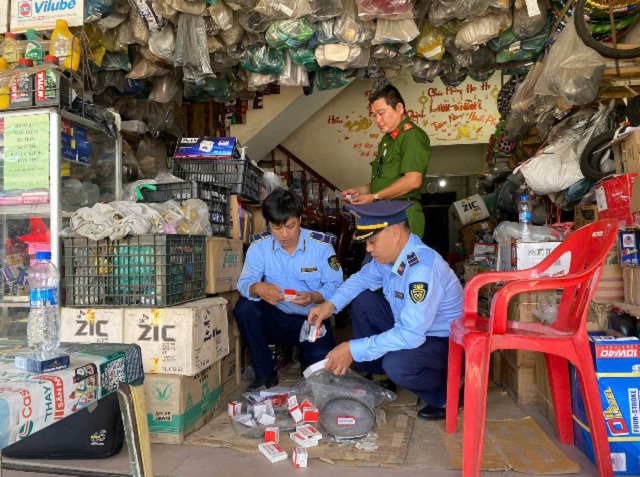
<box><xmin>417</xmin><ymin>404</ymin><xmax>446</xmax><ymax>421</ymax></box>
<box><xmin>364</xmin><ymin>373</ymin><xmax>397</xmax><ymax>393</ymax></box>
<box><xmin>247</xmin><ymin>371</ymin><xmax>279</xmax><ymax>391</ymax></box>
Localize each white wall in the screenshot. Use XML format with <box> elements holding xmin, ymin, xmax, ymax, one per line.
<box><xmin>281</xmin><ymin>73</ymin><xmax>497</xmax><ymax>191</ymax></box>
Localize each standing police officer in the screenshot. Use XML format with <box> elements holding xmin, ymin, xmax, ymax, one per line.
<box><xmin>235</xmin><ymin>189</ymin><xmax>343</xmax><ymax>390</ymax></box>
<box><xmin>342</xmin><ymin>84</ymin><xmax>431</xmax><ymax>239</ymax></box>
<box><xmin>308</xmin><ymin>201</ymin><xmax>462</xmax><ymax>420</ymax></box>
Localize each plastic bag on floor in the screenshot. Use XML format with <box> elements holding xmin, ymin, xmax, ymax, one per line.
<box><xmin>372</xmin><ymin>18</ymin><xmax>419</xmax><ymax>44</ymax></box>
<box><xmin>356</xmin><ymin>0</ymin><xmax>415</xmax><ymax>20</ymax></box>
<box><xmin>266</xmin><ymin>17</ymin><xmax>316</xmax><ymax>49</ymax></box>
<box><xmin>279</xmin><ymin>53</ymin><xmax>310</xmax><ymax>85</ymax></box>
<box><xmin>417</xmin><ymin>23</ymin><xmax>446</xmax><ymax>60</ymax></box>
<box><xmin>310</xmin><ymin>0</ymin><xmax>343</xmax><ymax>20</ymax></box>
<box><xmin>533</xmin><ymin>18</ymin><xmax>605</xmax><ymax>107</ymax></box>
<box><xmin>512</xmin><ymin>0</ymin><xmax>547</xmax><ymax>39</ymax></box>
<box><xmin>335</xmin><ymin>0</ymin><xmax>376</xmax><ymax>44</ymax></box>
<box><xmin>243</xmin><ymin>45</ymin><xmax>286</xmax><ymax>74</ymax></box>
<box><xmin>255</xmin><ymin>0</ymin><xmax>312</xmax><ymax>19</ymax></box>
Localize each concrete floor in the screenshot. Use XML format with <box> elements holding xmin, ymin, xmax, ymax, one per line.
<box><xmin>0</xmin><ymin>399</ymin><xmax>602</xmax><ymax>477</ymax></box>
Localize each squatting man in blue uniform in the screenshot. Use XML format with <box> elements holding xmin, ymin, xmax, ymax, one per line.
<box><xmin>308</xmin><ymin>201</ymin><xmax>463</xmax><ymax>420</ymax></box>
<box><xmin>235</xmin><ymin>188</ymin><xmax>344</xmax><ymax>390</ymax></box>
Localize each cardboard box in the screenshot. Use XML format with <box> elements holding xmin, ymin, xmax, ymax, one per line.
<box><xmin>145</xmin><ymin>365</ymin><xmax>222</xmax><ymax>444</ymax></box>
<box><xmin>230</xmin><ymin>196</ymin><xmax>267</xmax><ymax>243</ymax></box>
<box><xmin>174</xmin><ymin>137</ymin><xmax>241</xmax><ymax>160</ymax></box>
<box><xmin>574</xmin><ymin>205</ymin><xmax>599</xmax><ymax>230</ymax></box>
<box><xmin>612</xmin><ymin>130</ymin><xmax>640</xmax><ymax>175</ymax></box>
<box><xmin>597</xmin><ymin>173</ymin><xmax>640</xmax><ymax>227</ymax></box>
<box><xmin>508</xmin><ymin>290</ymin><xmax>563</xmax><ymax>324</ymax></box>
<box><xmin>497</xmin><ymin>241</ymin><xmax>569</xmax><ymax>275</ymax></box>
<box><xmin>572</xmin><ymin>337</ymin><xmax>640</xmax><ymax>476</ymax></box>
<box><xmin>216</xmin><ymin>290</ymin><xmax>240</xmax><ymax>337</ymax></box>
<box><xmin>458</xmin><ymin>219</ymin><xmax>498</xmax><ymax>255</ymax></box>
<box><xmin>60</xmin><ymin>308</ymin><xmax>124</xmax><ymax>343</ymax></box>
<box><xmin>618</xmin><ymin>230</ymin><xmax>640</xmax><ymax>266</ymax></box>
<box><xmin>594</xmin><ymin>246</ymin><xmax>624</xmax><ymax>303</ymax></box>
<box><xmin>535</xmin><ymin>354</ymin><xmax>556</xmax><ymax>429</ymax></box>
<box><xmin>219</xmin><ymin>335</ymin><xmax>241</xmax><ymax>390</ymax></box>
<box><xmin>124</xmin><ymin>297</ymin><xmax>229</xmax><ymax>376</ymax></box>
<box><xmin>449</xmin><ymin>195</ymin><xmax>490</xmax><ymax>230</ymax></box>
<box><xmin>623</xmin><ymin>267</ymin><xmax>640</xmax><ymax>305</ymax></box>
<box><xmin>500</xmin><ymin>351</ymin><xmax>537</xmax><ymax>404</ymax></box>
<box><xmin>0</xmin><ymin>0</ymin><xmax>7</xmax><ymax>34</ymax></box>
<box><xmin>10</xmin><ymin>0</ymin><xmax>84</xmax><ymax>32</ymax></box>
<box><xmin>206</xmin><ymin>238</ymin><xmax>243</xmax><ymax>294</ymax></box>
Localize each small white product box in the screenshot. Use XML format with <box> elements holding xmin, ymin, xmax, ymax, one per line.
<box><xmin>264</xmin><ymin>427</ymin><xmax>280</xmax><ymax>444</ymax></box>
<box><xmin>228</xmin><ymin>401</ymin><xmax>242</xmax><ymax>417</ymax></box>
<box><xmin>293</xmin><ymin>447</ymin><xmax>308</xmax><ymax>468</ymax></box>
<box><xmin>258</xmin><ymin>442</ymin><xmax>288</xmax><ymax>463</ymax></box>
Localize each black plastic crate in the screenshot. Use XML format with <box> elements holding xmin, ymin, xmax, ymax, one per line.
<box><xmin>139</xmin><ymin>181</ymin><xmax>199</xmax><ymax>203</ymax></box>
<box><xmin>200</xmin><ymin>183</ymin><xmax>231</xmax><ymax>237</ymax></box>
<box><xmin>63</xmin><ymin>235</ymin><xmax>206</xmax><ymax>307</ymax></box>
<box><xmin>172</xmin><ymin>158</ymin><xmax>263</xmax><ymax>203</ymax></box>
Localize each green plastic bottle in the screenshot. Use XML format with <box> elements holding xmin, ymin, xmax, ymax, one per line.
<box><xmin>25</xmin><ymin>30</ymin><xmax>44</xmax><ymax>65</ymax></box>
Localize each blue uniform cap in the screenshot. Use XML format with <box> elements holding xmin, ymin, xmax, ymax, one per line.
<box><xmin>346</xmin><ymin>200</ymin><xmax>412</xmax><ymax>241</ymax></box>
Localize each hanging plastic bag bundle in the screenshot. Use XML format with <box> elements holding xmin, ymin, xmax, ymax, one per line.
<box><xmin>266</xmin><ymin>17</ymin><xmax>316</xmax><ymax>49</ymax></box>
<box><xmin>279</xmin><ymin>52</ymin><xmax>310</xmax><ymax>86</ymax></box>
<box><xmin>372</xmin><ymin>18</ymin><xmax>420</xmax><ymax>44</ymax></box>
<box><xmin>315</xmin><ymin>66</ymin><xmax>351</xmax><ymax>90</ymax></box>
<box><xmin>289</xmin><ymin>45</ymin><xmax>321</xmax><ymax>71</ymax></box>
<box><xmin>209</xmin><ymin>0</ymin><xmax>233</xmax><ymax>30</ymax></box>
<box><xmin>356</xmin><ymin>0</ymin><xmax>415</xmax><ymax>21</ymax></box>
<box><xmin>417</xmin><ymin>23</ymin><xmax>446</xmax><ymax>60</ymax></box>
<box><xmin>128</xmin><ymin>0</ymin><xmax>166</xmax><ymax>31</ymax></box>
<box><xmin>309</xmin><ymin>0</ymin><xmax>343</xmax><ymax>21</ymax></box>
<box><xmin>334</xmin><ymin>0</ymin><xmax>376</xmax><ymax>43</ymax></box>
<box><xmin>533</xmin><ymin>18</ymin><xmax>605</xmax><ymax>106</ymax></box>
<box><xmin>242</xmin><ymin>45</ymin><xmax>286</xmax><ymax>74</ymax></box>
<box><xmin>512</xmin><ymin>0</ymin><xmax>547</xmax><ymax>39</ymax></box>
<box><xmin>254</xmin><ymin>0</ymin><xmax>312</xmax><ymax>19</ymax></box>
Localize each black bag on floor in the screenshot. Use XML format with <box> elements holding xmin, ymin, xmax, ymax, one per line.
<box><xmin>3</xmin><ymin>392</ymin><xmax>125</xmax><ymax>459</ymax></box>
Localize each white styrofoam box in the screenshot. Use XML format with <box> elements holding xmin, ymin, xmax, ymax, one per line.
<box><xmin>124</xmin><ymin>297</ymin><xmax>229</xmax><ymax>376</ymax></box>
<box><xmin>60</xmin><ymin>307</ymin><xmax>124</xmax><ymax>343</ymax></box>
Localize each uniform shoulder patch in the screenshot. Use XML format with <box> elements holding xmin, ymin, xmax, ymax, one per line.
<box><xmin>403</xmin><ymin>123</ymin><xmax>413</xmax><ymax>131</ymax></box>
<box><xmin>397</xmin><ymin>261</ymin><xmax>406</xmax><ymax>277</ymax></box>
<box><xmin>309</xmin><ymin>231</ymin><xmax>335</xmax><ymax>246</ymax></box>
<box><xmin>328</xmin><ymin>255</ymin><xmax>341</xmax><ymax>271</ymax></box>
<box><xmin>250</xmin><ymin>231</ymin><xmax>272</xmax><ymax>244</ymax></box>
<box><xmin>407</xmin><ymin>252</ymin><xmax>420</xmax><ymax>267</ymax></box>
<box><xmin>409</xmin><ymin>282</ymin><xmax>428</xmax><ymax>304</ymax></box>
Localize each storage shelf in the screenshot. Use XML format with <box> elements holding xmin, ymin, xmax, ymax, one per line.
<box><xmin>0</xmin><ymin>203</ymin><xmax>50</xmax><ymax>216</ymax></box>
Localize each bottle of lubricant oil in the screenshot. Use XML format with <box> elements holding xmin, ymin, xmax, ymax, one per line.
<box><xmin>35</xmin><ymin>55</ymin><xmax>60</xmax><ymax>106</ymax></box>
<box><xmin>10</xmin><ymin>58</ymin><xmax>34</xmax><ymax>108</ymax></box>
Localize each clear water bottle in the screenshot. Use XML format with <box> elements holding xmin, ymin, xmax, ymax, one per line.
<box><xmin>519</xmin><ymin>195</ymin><xmax>532</xmax><ymax>242</ymax></box>
<box><xmin>27</xmin><ymin>251</ymin><xmax>60</xmax><ymax>356</ymax></box>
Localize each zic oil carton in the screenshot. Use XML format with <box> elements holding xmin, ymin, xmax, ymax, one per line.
<box><xmin>124</xmin><ymin>297</ymin><xmax>229</xmax><ymax>376</ymax></box>
<box><xmin>572</xmin><ymin>337</ymin><xmax>640</xmax><ymax>476</ymax></box>
<box><xmin>144</xmin><ymin>365</ymin><xmax>221</xmax><ymax>444</ymax></box>
<box><xmin>60</xmin><ymin>308</ymin><xmax>124</xmax><ymax>343</ymax></box>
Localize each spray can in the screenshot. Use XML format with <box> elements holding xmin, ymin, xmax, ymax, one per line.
<box><xmin>10</xmin><ymin>58</ymin><xmax>34</xmax><ymax>108</ymax></box>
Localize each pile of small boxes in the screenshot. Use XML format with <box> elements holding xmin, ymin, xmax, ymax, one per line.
<box><xmin>228</xmin><ymin>394</ymin><xmax>322</xmax><ymax>468</ymax></box>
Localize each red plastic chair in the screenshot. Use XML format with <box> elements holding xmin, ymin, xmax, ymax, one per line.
<box><xmin>445</xmin><ymin>219</ymin><xmax>619</xmax><ymax>477</ymax></box>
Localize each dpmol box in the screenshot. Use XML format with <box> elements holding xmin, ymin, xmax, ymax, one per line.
<box><xmin>571</xmin><ymin>336</ymin><xmax>640</xmax><ymax>476</ymax></box>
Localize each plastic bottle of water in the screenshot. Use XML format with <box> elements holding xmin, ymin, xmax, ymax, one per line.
<box><xmin>27</xmin><ymin>251</ymin><xmax>60</xmax><ymax>356</ymax></box>
<box><xmin>519</xmin><ymin>195</ymin><xmax>532</xmax><ymax>242</ymax></box>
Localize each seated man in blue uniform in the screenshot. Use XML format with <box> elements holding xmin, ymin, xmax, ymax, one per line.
<box><xmin>235</xmin><ymin>188</ymin><xmax>344</xmax><ymax>390</ymax></box>
<box><xmin>308</xmin><ymin>201</ymin><xmax>463</xmax><ymax>420</ymax></box>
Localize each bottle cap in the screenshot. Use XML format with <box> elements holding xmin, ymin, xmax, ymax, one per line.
<box><xmin>35</xmin><ymin>251</ymin><xmax>51</xmax><ymax>261</ymax></box>
<box><xmin>5</xmin><ymin>32</ymin><xmax>17</xmax><ymax>39</ymax></box>
<box><xmin>44</xmin><ymin>55</ymin><xmax>59</xmax><ymax>65</ymax></box>
<box><xmin>18</xmin><ymin>58</ymin><xmax>33</xmax><ymax>67</ymax></box>
<box><xmin>520</xmin><ymin>195</ymin><xmax>529</xmax><ymax>201</ymax></box>
<box><xmin>26</xmin><ymin>29</ymin><xmax>39</xmax><ymax>36</ymax></box>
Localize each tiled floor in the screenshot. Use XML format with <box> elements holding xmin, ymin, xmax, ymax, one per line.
<box><xmin>1</xmin><ymin>399</ymin><xmax>600</xmax><ymax>477</ymax></box>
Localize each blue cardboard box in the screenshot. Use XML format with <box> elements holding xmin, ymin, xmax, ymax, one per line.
<box><xmin>174</xmin><ymin>137</ymin><xmax>242</xmax><ymax>159</ymax></box>
<box><xmin>571</xmin><ymin>336</ymin><xmax>640</xmax><ymax>475</ymax></box>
